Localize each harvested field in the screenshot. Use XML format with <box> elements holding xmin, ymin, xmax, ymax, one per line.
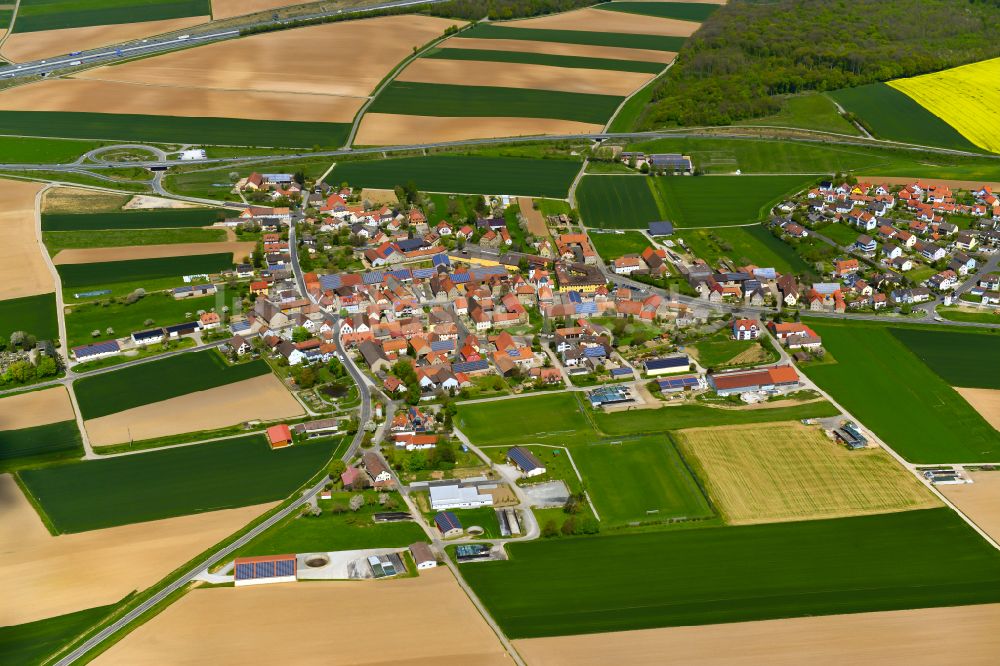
<box><xmin>397</xmin><ymin>58</ymin><xmax>652</xmax><ymax>95</ymax></box>
<box><xmin>445</xmin><ymin>36</ymin><xmax>676</xmax><ymax>63</ymax></box>
<box><xmin>75</xmin><ymin>16</ymin><xmax>460</xmax><ymax>98</ymax></box>
<box><xmin>503</xmin><ymin>7</ymin><xmax>701</xmax><ymax>37</ymax></box>
<box><xmin>95</xmin><ymin>568</ymin><xmax>511</xmax><ymax>665</ymax></box>
<box><xmin>0</xmin><ymin>78</ymin><xmax>363</xmax><ymax>123</ymax></box>
<box><xmin>0</xmin><ymin>474</ymin><xmax>274</xmax><ymax>626</ymax></box>
<box><xmin>359</xmin><ymin>188</ymin><xmax>399</xmax><ymax>205</ymax></box>
<box><xmin>955</xmin><ymin>387</ymin><xmax>1000</xmax><ymax>431</ymax></box>
<box><xmin>0</xmin><ymin>17</ymin><xmax>208</xmax><ymax>63</ymax></box>
<box><xmin>518</xmin><ymin>197</ymin><xmax>549</xmax><ymax>237</ymax></box>
<box><xmin>355</xmin><ymin>113</ymin><xmax>601</xmax><ymax>145</ymax></box>
<box><xmin>212</xmin><ymin>0</ymin><xmax>307</xmax><ymax>19</ymax></box>
<box><xmin>52</xmin><ymin>240</ymin><xmax>254</xmax><ymax>265</ymax></box>
<box><xmin>514</xmin><ymin>604</ymin><xmax>1000</xmax><ymax>666</ymax></box>
<box><xmin>0</xmin><ymin>178</ymin><xmax>53</xmax><ymax>300</ymax></box>
<box><xmin>42</xmin><ymin>186</ymin><xmax>129</xmax><ymax>214</ymax></box>
<box><xmin>674</xmin><ymin>422</ymin><xmax>938</xmax><ymax>524</ymax></box>
<box><xmin>0</xmin><ymin>387</ymin><xmax>74</xmax><ymax>431</ymax></box>
<box><xmin>85</xmin><ymin>374</ymin><xmax>304</xmax><ymax>446</ymax></box>
<box><xmin>941</xmin><ymin>471</ymin><xmax>1000</xmax><ymax>543</ymax></box>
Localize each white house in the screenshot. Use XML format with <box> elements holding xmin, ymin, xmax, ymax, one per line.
<box><xmin>429</xmin><ymin>484</ymin><xmax>494</xmax><ymax>511</ymax></box>
<box><xmin>731</xmin><ymin>318</ymin><xmax>760</xmax><ymax>341</ymax></box>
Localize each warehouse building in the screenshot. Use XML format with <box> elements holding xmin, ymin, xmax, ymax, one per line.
<box><xmin>434</xmin><ymin>511</ymin><xmax>464</xmax><ymax>538</ymax></box>
<box><xmin>643</xmin><ymin>355</ymin><xmax>691</xmax><ymax>377</ymax></box>
<box><xmin>430</xmin><ymin>484</ymin><xmax>494</xmax><ymax>511</ymax></box>
<box><xmin>234</xmin><ymin>554</ymin><xmax>296</xmax><ymax>586</ymax></box>
<box><xmin>507</xmin><ymin>446</ymin><xmax>547</xmax><ymax>477</ymax></box>
<box><xmin>708</xmin><ymin>365</ymin><xmax>800</xmax><ymax>396</ymax></box>
<box><xmin>409</xmin><ymin>542</ymin><xmax>438</xmax><ymax>569</ymax></box>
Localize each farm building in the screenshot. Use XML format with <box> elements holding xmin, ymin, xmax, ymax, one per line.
<box><xmin>708</xmin><ymin>365</ymin><xmax>800</xmax><ymax>396</ymax></box>
<box><xmin>131</xmin><ymin>328</ymin><xmax>165</xmax><ymax>346</ymax></box>
<box><xmin>363</xmin><ymin>452</ymin><xmax>394</xmax><ymax>488</ymax></box>
<box><xmin>72</xmin><ymin>340</ymin><xmax>121</xmax><ymax>362</ymax></box>
<box><xmin>409</xmin><ymin>542</ymin><xmax>438</xmax><ymax>570</ymax></box>
<box><xmin>266</xmin><ymin>424</ymin><xmax>293</xmax><ymax>449</ymax></box>
<box><xmin>834</xmin><ymin>422</ymin><xmax>868</xmax><ymax>449</ymax></box>
<box><xmin>656</xmin><ymin>374</ymin><xmax>704</xmax><ymax>393</ymax></box>
<box><xmin>292</xmin><ymin>418</ymin><xmax>341</xmax><ymax>438</ymax></box>
<box><xmin>434</xmin><ymin>511</ymin><xmax>464</xmax><ymax>538</ymax></box>
<box><xmin>234</xmin><ymin>554</ymin><xmax>296</xmax><ymax>587</ymax></box>
<box><xmin>455</xmin><ymin>544</ymin><xmax>492</xmax><ymax>562</ymax></box>
<box><xmin>588</xmin><ymin>385</ymin><xmax>633</xmax><ymax>408</ymax></box>
<box><xmin>648</xmin><ymin>221</ymin><xmax>674</xmax><ymax>236</ymax></box>
<box><xmin>507</xmin><ymin>446</ymin><xmax>546</xmax><ymax>477</ymax></box>
<box><xmin>430</xmin><ymin>483</ymin><xmax>494</xmax><ymax>511</ymax></box>
<box><xmin>644</xmin><ymin>355</ymin><xmax>691</xmax><ymax>377</ymax></box>
<box><xmin>648</xmin><ymin>153</ymin><xmax>693</xmax><ymax>174</ymax></box>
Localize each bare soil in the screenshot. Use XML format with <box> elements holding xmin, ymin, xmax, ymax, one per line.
<box><xmin>123</xmin><ymin>196</ymin><xmax>205</xmax><ymax>210</ymax></box>
<box><xmin>941</xmin><ymin>471</ymin><xmax>1000</xmax><ymax>544</ymax></box>
<box><xmin>518</xmin><ymin>197</ymin><xmax>549</xmax><ymax>237</ymax></box>
<box><xmin>85</xmin><ymin>374</ymin><xmax>304</xmax><ymax>446</ymax></box>
<box><xmin>955</xmin><ymin>387</ymin><xmax>1000</xmax><ymax>431</ymax></box>
<box><xmin>445</xmin><ymin>36</ymin><xmax>676</xmax><ymax>64</ymax></box>
<box><xmin>212</xmin><ymin>0</ymin><xmax>312</xmax><ymax>20</ymax></box>
<box><xmin>0</xmin><ymin>17</ymin><xmax>209</xmax><ymax>63</ymax></box>
<box><xmin>514</xmin><ymin>604</ymin><xmax>1000</xmax><ymax>666</ymax></box>
<box><xmin>0</xmin><ymin>474</ymin><xmax>275</xmax><ymax>626</ymax></box>
<box><xmin>52</xmin><ymin>240</ymin><xmax>256</xmax><ymax>265</ymax></box>
<box><xmin>42</xmin><ymin>187</ymin><xmax>130</xmax><ymax>214</ymax></box>
<box><xmin>397</xmin><ymin>58</ymin><xmax>652</xmax><ymax>96</ymax></box>
<box><xmin>359</xmin><ymin>188</ymin><xmax>399</xmax><ymax>205</ymax></box>
<box><xmin>503</xmin><ymin>8</ymin><xmax>702</xmax><ymax>37</ymax></box>
<box><xmin>0</xmin><ymin>386</ymin><xmax>75</xmax><ymax>431</ymax></box>
<box><xmin>0</xmin><ymin>178</ymin><xmax>53</xmax><ymax>300</ymax></box>
<box><xmin>95</xmin><ymin>567</ymin><xmax>512</xmax><ymax>665</ymax></box>
<box><xmin>355</xmin><ymin>113</ymin><xmax>602</xmax><ymax>146</ymax></box>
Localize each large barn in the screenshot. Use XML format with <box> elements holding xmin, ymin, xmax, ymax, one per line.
<box><xmin>234</xmin><ymin>554</ymin><xmax>297</xmax><ymax>587</ymax></box>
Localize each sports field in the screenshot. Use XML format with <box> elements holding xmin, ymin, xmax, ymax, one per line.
<box><xmin>654</xmin><ymin>175</ymin><xmax>813</xmax><ymax>228</ymax></box>
<box><xmin>587</xmin><ymin>231</ymin><xmax>651</xmax><ymax>259</ymax></box>
<box><xmin>576</xmin><ymin>176</ymin><xmax>662</xmax><ymax>228</ymax></box>
<box><xmin>828</xmin><ymin>83</ymin><xmax>980</xmax><ymax>152</ymax></box>
<box><xmin>425</xmin><ymin>46</ymin><xmax>666</xmax><ymax>73</ymax></box>
<box><xmin>457</xmin><ymin>392</ymin><xmax>589</xmax><ymax>444</ymax></box>
<box><xmin>73</xmin><ymin>351</ymin><xmax>270</xmax><ymax>419</ymax></box>
<box><xmin>461</xmin><ymin>23</ymin><xmax>686</xmax><ymax>51</ymax></box>
<box><xmin>677</xmin><ymin>225</ymin><xmax>812</xmax><ymax>274</ymax></box>
<box><xmin>18</xmin><ymin>435</ymin><xmax>335</xmax><ymax>533</ymax></box>
<box><xmin>802</xmin><ymin>320</ymin><xmax>1000</xmax><ymax>462</ymax></box>
<box><xmin>0</xmin><ymin>292</ymin><xmax>58</xmax><ymax>342</ymax></box>
<box><xmin>675</xmin><ymin>422</ymin><xmax>938</xmax><ymax>524</ymax></box>
<box><xmin>56</xmin><ymin>252</ymin><xmax>234</xmax><ymax>288</ymax></box>
<box><xmin>460</xmin><ymin>508</ymin><xmax>1000</xmax><ymax>638</ymax></box>
<box><xmin>889</xmin><ymin>328</ymin><xmax>1000</xmax><ymax>390</ymax></box>
<box><xmin>572</xmin><ymin>436</ymin><xmax>713</xmax><ymax>525</ymax></box>
<box><xmin>41</xmin><ymin>208</ymin><xmax>234</xmax><ymax>231</ymax></box>
<box><xmin>11</xmin><ymin>0</ymin><xmax>209</xmax><ymax>32</ymax></box>
<box><xmin>329</xmin><ymin>155</ymin><xmax>581</xmax><ymax>198</ymax></box>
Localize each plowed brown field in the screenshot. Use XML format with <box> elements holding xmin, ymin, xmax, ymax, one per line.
<box><xmin>941</xmin><ymin>471</ymin><xmax>1000</xmax><ymax>543</ymax></box>
<box><xmin>0</xmin><ymin>386</ymin><xmax>75</xmax><ymax>431</ymax></box>
<box><xmin>0</xmin><ymin>178</ymin><xmax>52</xmax><ymax>300</ymax></box>
<box><xmin>444</xmin><ymin>36</ymin><xmax>676</xmax><ymax>63</ymax></box>
<box><xmin>503</xmin><ymin>8</ymin><xmax>701</xmax><ymax>37</ymax></box>
<box><xmin>52</xmin><ymin>241</ymin><xmax>255</xmax><ymax>265</ymax></box>
<box><xmin>355</xmin><ymin>113</ymin><xmax>602</xmax><ymax>145</ymax></box>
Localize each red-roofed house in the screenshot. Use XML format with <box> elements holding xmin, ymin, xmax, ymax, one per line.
<box><xmin>266</xmin><ymin>424</ymin><xmax>292</xmax><ymax>449</ymax></box>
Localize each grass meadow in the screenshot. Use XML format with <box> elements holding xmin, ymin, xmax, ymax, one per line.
<box><xmin>803</xmin><ymin>320</ymin><xmax>1000</xmax><ymax>462</ymax></box>
<box><xmin>65</xmin><ymin>291</ymin><xmax>220</xmax><ymax>348</ymax></box>
<box><xmin>57</xmin><ymin>253</ymin><xmax>235</xmax><ymax>289</ymax></box>
<box><xmin>736</xmin><ymin>92</ymin><xmax>861</xmax><ymax>136</ymax></box>
<box><xmin>0</xmin><ymin>420</ymin><xmax>83</xmax><ymax>470</ymax></box>
<box><xmin>591</xmin><ymin>400</ymin><xmax>840</xmax><ymax>437</ymax></box>
<box><xmin>41</xmin><ymin>208</ymin><xmax>235</xmax><ymax>231</ymax></box>
<box><xmin>45</xmin><ymin>228</ymin><xmax>226</xmax><ymax>255</ymax></box>
<box><xmin>653</xmin><ymin>175</ymin><xmax>814</xmax><ymax>228</ymax></box>
<box><xmin>588</xmin><ymin>230</ymin><xmax>651</xmax><ymax>259</ymax></box>
<box><xmin>889</xmin><ymin>327</ymin><xmax>1000</xmax><ymax>390</ymax></box>
<box><xmin>576</xmin><ymin>176</ymin><xmax>662</xmax><ymax>228</ymax></box>
<box><xmin>368</xmin><ymin>82</ymin><xmax>624</xmax><ymax>124</ymax></box>
<box><xmin>74</xmin><ymin>351</ymin><xmax>270</xmax><ymax>419</ymax></box>
<box><xmin>677</xmin><ymin>225</ymin><xmax>812</xmax><ymax>274</ymax></box>
<box><xmin>0</xmin><ymin>111</ymin><xmax>348</xmax><ymax>149</ymax></box>
<box><xmin>0</xmin><ymin>292</ymin><xmax>58</xmax><ymax>341</ymax></box>
<box><xmin>13</xmin><ymin>0</ymin><xmax>208</xmax><ymax>32</ymax></box>
<box><xmin>424</xmin><ymin>47</ymin><xmax>665</xmax><ymax>73</ymax></box>
<box><xmin>461</xmin><ymin>23</ymin><xmax>685</xmax><ymax>51</ymax></box>
<box><xmin>459</xmin><ymin>508</ymin><xmax>1000</xmax><ymax>638</ymax></box>
<box><xmin>330</xmin><ymin>155</ymin><xmax>580</xmax><ymax>198</ymax></box>
<box><xmin>18</xmin><ymin>435</ymin><xmax>336</xmax><ymax>533</ymax></box>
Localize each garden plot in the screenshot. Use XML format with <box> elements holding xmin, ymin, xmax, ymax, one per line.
<box><xmin>0</xmin><ymin>178</ymin><xmax>52</xmax><ymax>300</ymax></box>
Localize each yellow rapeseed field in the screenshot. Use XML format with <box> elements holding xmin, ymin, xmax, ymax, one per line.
<box><xmin>889</xmin><ymin>57</ymin><xmax>1000</xmax><ymax>153</ymax></box>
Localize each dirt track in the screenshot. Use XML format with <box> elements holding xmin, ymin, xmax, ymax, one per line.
<box><xmin>514</xmin><ymin>604</ymin><xmax>1000</xmax><ymax>666</ymax></box>
<box><xmin>0</xmin><ymin>178</ymin><xmax>53</xmax><ymax>300</ymax></box>
<box><xmin>85</xmin><ymin>374</ymin><xmax>304</xmax><ymax>446</ymax></box>
<box><xmin>397</xmin><ymin>58</ymin><xmax>652</xmax><ymax>95</ymax></box>
<box><xmin>95</xmin><ymin>568</ymin><xmax>511</xmax><ymax>665</ymax></box>
<box><xmin>445</xmin><ymin>36</ymin><xmax>676</xmax><ymax>63</ymax></box>
<box><xmin>0</xmin><ymin>17</ymin><xmax>208</xmax><ymax>63</ymax></box>
<box><xmin>355</xmin><ymin>113</ymin><xmax>602</xmax><ymax>145</ymax></box>
<box><xmin>52</xmin><ymin>240</ymin><xmax>256</xmax><ymax>265</ymax></box>
<box><xmin>0</xmin><ymin>386</ymin><xmax>75</xmax><ymax>431</ymax></box>
<box><xmin>941</xmin><ymin>471</ymin><xmax>1000</xmax><ymax>543</ymax></box>
<box><xmin>0</xmin><ymin>78</ymin><xmax>364</xmax><ymax>123</ymax></box>
<box><xmin>504</xmin><ymin>8</ymin><xmax>702</xmax><ymax>36</ymax></box>
<box><xmin>0</xmin><ymin>474</ymin><xmax>274</xmax><ymax>626</ymax></box>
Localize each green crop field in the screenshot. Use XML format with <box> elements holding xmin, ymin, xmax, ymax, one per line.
<box><xmin>572</xmin><ymin>436</ymin><xmax>713</xmax><ymax>525</ymax></box>
<box><xmin>74</xmin><ymin>351</ymin><xmax>270</xmax><ymax>419</ymax></box>
<box><xmin>42</xmin><ymin>208</ymin><xmax>235</xmax><ymax>231</ymax></box>
<box><xmin>424</xmin><ymin>47</ymin><xmax>665</xmax><ymax>74</ymax></box>
<box><xmin>65</xmin><ymin>291</ymin><xmax>220</xmax><ymax>348</ymax></box>
<box><xmin>654</xmin><ymin>175</ymin><xmax>813</xmax><ymax>228</ymax></box>
<box><xmin>329</xmin><ymin>155</ymin><xmax>580</xmax><ymax>198</ymax></box>
<box><xmin>45</xmin><ymin>228</ymin><xmax>226</xmax><ymax>255</ymax></box>
<box><xmin>0</xmin><ymin>420</ymin><xmax>83</xmax><ymax>468</ymax></box>
<box><xmin>588</xmin><ymin>231</ymin><xmax>651</xmax><ymax>259</ymax></box>
<box><xmin>889</xmin><ymin>328</ymin><xmax>1000</xmax><ymax>390</ymax></box>
<box><xmin>802</xmin><ymin>320</ymin><xmax>1000</xmax><ymax>462</ymax></box>
<box><xmin>19</xmin><ymin>435</ymin><xmax>336</xmax><ymax>533</ymax></box>
<box><xmin>367</xmin><ymin>82</ymin><xmax>623</xmax><ymax>124</ymax></box>
<box><xmin>0</xmin><ymin>292</ymin><xmax>58</xmax><ymax>341</ymax></box>
<box><xmin>0</xmin><ymin>136</ymin><xmax>104</xmax><ymax>163</ymax></box>
<box><xmin>13</xmin><ymin>0</ymin><xmax>209</xmax><ymax>32</ymax></box>
<box><xmin>597</xmin><ymin>1</ymin><xmax>718</xmax><ymax>21</ymax></box>
<box><xmin>459</xmin><ymin>508</ymin><xmax>1000</xmax><ymax>638</ymax></box>
<box><xmin>677</xmin><ymin>225</ymin><xmax>812</xmax><ymax>274</ymax></box>
<box><xmin>0</xmin><ymin>603</ymin><xmax>118</xmax><ymax>666</ymax></box>
<box><xmin>57</xmin><ymin>253</ymin><xmax>235</xmax><ymax>289</ymax></box>
<box><xmin>0</xmin><ymin>112</ymin><xmax>348</xmax><ymax>149</ymax></box>
<box><xmin>828</xmin><ymin>84</ymin><xmax>980</xmax><ymax>152</ymax></box>
<box><xmin>461</xmin><ymin>23</ymin><xmax>685</xmax><ymax>51</ymax></box>
<box><xmin>576</xmin><ymin>176</ymin><xmax>663</xmax><ymax>228</ymax></box>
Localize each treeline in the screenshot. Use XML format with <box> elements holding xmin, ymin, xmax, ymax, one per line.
<box><xmin>639</xmin><ymin>0</ymin><xmax>1000</xmax><ymax>128</ymax></box>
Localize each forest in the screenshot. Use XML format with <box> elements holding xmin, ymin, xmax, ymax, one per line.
<box><xmin>639</xmin><ymin>0</ymin><xmax>1000</xmax><ymax>128</ymax></box>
